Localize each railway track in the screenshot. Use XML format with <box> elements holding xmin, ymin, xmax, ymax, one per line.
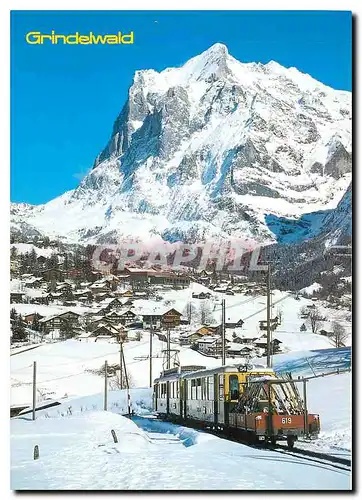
<box><xmin>133</xmin><ymin>416</ymin><xmax>351</xmax><ymax>472</ymax></box>
<box><xmin>208</xmin><ymin>428</ymin><xmax>351</xmax><ymax>471</ymax></box>
<box><xmin>270</xmin><ymin>447</ymin><xmax>351</xmax><ymax>473</ymax></box>
<box><xmin>273</xmin><ymin>443</ymin><xmax>351</xmax><ymax>468</ymax></box>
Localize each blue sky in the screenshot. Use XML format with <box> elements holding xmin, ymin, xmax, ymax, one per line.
<box><xmin>11</xmin><ymin>10</ymin><xmax>352</xmax><ymax>205</ymax></box>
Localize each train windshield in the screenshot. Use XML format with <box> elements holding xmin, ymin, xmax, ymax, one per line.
<box><xmin>229</xmin><ymin>375</ymin><xmax>239</xmax><ymax>400</ymax></box>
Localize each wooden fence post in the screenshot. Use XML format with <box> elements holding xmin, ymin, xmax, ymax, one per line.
<box><xmin>111</xmin><ymin>429</ymin><xmax>118</xmax><ymax>443</ymax></box>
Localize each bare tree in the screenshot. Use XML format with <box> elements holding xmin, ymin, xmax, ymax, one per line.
<box><xmin>307</xmin><ymin>308</ymin><xmax>324</xmax><ymax>334</ymax></box>
<box><xmin>276</xmin><ymin>308</ymin><xmax>284</xmax><ymax>325</ymax></box>
<box><xmin>186</xmin><ymin>301</ymin><xmax>193</xmax><ymax>323</ymax></box>
<box><xmin>199</xmin><ymin>301</ymin><xmax>213</xmax><ymax>325</ymax></box>
<box><xmin>298</xmin><ymin>305</ymin><xmax>310</xmax><ymax>319</ymax></box>
<box><xmin>331</xmin><ymin>321</ymin><xmax>348</xmax><ymax>347</ymax></box>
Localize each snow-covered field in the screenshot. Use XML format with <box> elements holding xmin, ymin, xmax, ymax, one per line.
<box><xmin>10</xmin><ymin>280</ymin><xmax>352</xmax><ymax>490</ymax></box>
<box><xmin>11</xmin><ymin>383</ymin><xmax>351</xmax><ymax>490</ymax></box>
<box><xmin>10</xmin><ymin>333</ymin><xmax>351</xmax><ymax>490</ymax></box>
<box><xmin>10</xmin><ymin>336</ymin><xmax>239</xmax><ymax>407</ymax></box>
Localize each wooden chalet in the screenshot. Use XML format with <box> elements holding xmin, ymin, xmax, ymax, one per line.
<box><xmin>195</xmin><ymin>324</ymin><xmax>222</xmax><ymax>336</ymax></box>
<box><xmin>63</xmin><ymin>268</ymin><xmax>83</xmax><ymax>279</ymax></box>
<box><xmin>39</xmin><ymin>311</ymin><xmax>80</xmax><ymax>333</ymax></box>
<box><xmin>99</xmin><ymin>298</ymin><xmax>124</xmax><ymax>314</ymax></box>
<box><xmin>192</xmin><ymin>291</ymin><xmax>212</xmax><ymax>299</ymax></box>
<box><xmin>122</xmin><ymin>267</ymin><xmax>190</xmax><ymax>287</ymax></box>
<box><xmin>10</xmin><ymin>292</ymin><xmax>25</xmax><ymax>303</ymax></box>
<box><xmin>227</xmin><ymin>344</ymin><xmax>254</xmax><ymax>356</ymax></box>
<box><xmin>196</xmin><ymin>336</ymin><xmax>230</xmax><ymax>356</ymax></box>
<box><xmin>161</xmin><ymin>308</ymin><xmax>182</xmax><ymax>328</ymax></box>
<box><xmin>116</xmin><ymin>290</ymin><xmax>133</xmax><ymax>298</ymax></box>
<box><xmin>90</xmin><ymin>324</ymin><xmax>125</xmax><ymax>338</ymax></box>
<box><xmin>24</xmin><ymin>277</ymin><xmax>44</xmax><ymax>289</ymax></box>
<box><xmin>225</xmin><ymin>317</ymin><xmax>244</xmax><ymax>329</ymax></box>
<box><xmin>259</xmin><ymin>317</ymin><xmax>279</xmax><ymax>331</ymax></box>
<box><xmin>89</xmin><ymin>271</ymin><xmax>104</xmax><ymax>283</ymax></box>
<box><xmin>89</xmin><ymin>281</ymin><xmax>112</xmax><ymax>294</ymax></box>
<box><xmin>254</xmin><ymin>334</ymin><xmax>282</xmax><ymax>352</ymax></box>
<box><xmin>117</xmin><ymin>310</ymin><xmax>137</xmax><ymax>325</ymax></box>
<box><xmin>23</xmin><ymin>312</ymin><xmax>44</xmax><ymax>324</ymax></box>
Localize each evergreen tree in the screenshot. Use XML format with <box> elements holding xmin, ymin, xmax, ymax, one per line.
<box><xmin>31</xmin><ymin>313</ymin><xmax>41</xmax><ymax>332</ymax></box>
<box><xmin>63</xmin><ymin>288</ymin><xmax>74</xmax><ymax>301</ymax></box>
<box><xmin>48</xmin><ymin>253</ymin><xmax>59</xmax><ymax>269</ymax></box>
<box><xmin>10</xmin><ymin>246</ymin><xmax>17</xmax><ymax>260</ymax></box>
<box><xmin>60</xmin><ymin>320</ymin><xmax>75</xmax><ymax>340</ymax></box>
<box><xmin>63</xmin><ymin>253</ymin><xmax>70</xmax><ymax>272</ymax></box>
<box><xmin>11</xmin><ymin>314</ymin><xmax>27</xmax><ymax>343</ymax></box>
<box><xmin>42</xmin><ymin>236</ymin><xmax>50</xmax><ymax>248</ymax></box>
<box><xmin>73</xmin><ymin>248</ymin><xmax>83</xmax><ymax>269</ymax></box>
<box><xmin>29</xmin><ymin>248</ymin><xmax>40</xmax><ymax>275</ymax></box>
<box><xmin>19</xmin><ymin>252</ymin><xmax>30</xmax><ymax>274</ymax></box>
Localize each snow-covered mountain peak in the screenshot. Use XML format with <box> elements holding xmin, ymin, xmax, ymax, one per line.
<box><xmin>11</xmin><ymin>44</ymin><xmax>351</xmax><ymax>246</ymax></box>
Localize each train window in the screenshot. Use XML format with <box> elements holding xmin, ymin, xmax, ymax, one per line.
<box><xmin>209</xmin><ymin>376</ymin><xmax>214</xmax><ymax>399</ymax></box>
<box><xmin>176</xmin><ymin>381</ymin><xmax>180</xmax><ymax>398</ymax></box>
<box><xmin>202</xmin><ymin>378</ymin><xmax>207</xmax><ymax>400</ymax></box>
<box><xmin>191</xmin><ymin>379</ymin><xmax>196</xmax><ymax>400</ymax></box>
<box><xmin>196</xmin><ymin>378</ymin><xmax>202</xmax><ymax>400</ymax></box>
<box><xmin>229</xmin><ymin>375</ymin><xmax>239</xmax><ymax>400</ymax></box>
<box><xmin>219</xmin><ymin>375</ymin><xmax>224</xmax><ymax>400</ymax></box>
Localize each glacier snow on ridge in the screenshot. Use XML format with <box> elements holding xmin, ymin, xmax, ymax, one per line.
<box><xmin>11</xmin><ymin>43</ymin><xmax>351</xmax><ymax>245</ymax></box>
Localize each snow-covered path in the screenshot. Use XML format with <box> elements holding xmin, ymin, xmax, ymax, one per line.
<box><xmin>11</xmin><ymin>406</ymin><xmax>350</xmax><ymax>490</ymax></box>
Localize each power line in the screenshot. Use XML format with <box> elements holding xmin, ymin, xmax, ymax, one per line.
<box><xmin>242</xmin><ymin>294</ymin><xmax>292</xmax><ymax>321</ymax></box>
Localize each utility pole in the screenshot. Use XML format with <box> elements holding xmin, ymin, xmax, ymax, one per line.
<box><xmin>266</xmin><ymin>264</ymin><xmax>272</xmax><ymax>368</ymax></box>
<box><xmin>121</xmin><ymin>345</ymin><xmax>131</xmax><ymax>416</ymax></box>
<box><xmin>221</xmin><ymin>298</ymin><xmax>226</xmax><ymax>366</ymax></box>
<box><xmin>118</xmin><ymin>334</ymin><xmax>123</xmax><ymax>389</ymax></box>
<box><xmin>149</xmin><ymin>317</ymin><xmax>153</xmax><ymax>388</ymax></box>
<box><xmin>166</xmin><ymin>328</ymin><xmax>171</xmax><ymax>369</ymax></box>
<box><xmin>32</xmin><ymin>361</ymin><xmax>37</xmax><ymax>421</ymax></box>
<box><xmin>303</xmin><ymin>378</ymin><xmax>308</xmax><ymax>437</ymax></box>
<box><xmin>104</xmin><ymin>360</ymin><xmax>108</xmax><ymax>411</ymax></box>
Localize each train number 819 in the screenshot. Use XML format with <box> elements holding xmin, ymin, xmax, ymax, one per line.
<box><xmin>281</xmin><ymin>417</ymin><xmax>292</xmax><ymax>424</ymax></box>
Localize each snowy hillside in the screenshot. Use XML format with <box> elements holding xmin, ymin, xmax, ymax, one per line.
<box><xmin>11</xmin><ymin>43</ymin><xmax>351</xmax><ymax>245</ymax></box>
<box><xmin>11</xmin><ymin>351</ymin><xmax>351</xmax><ymax>490</ymax></box>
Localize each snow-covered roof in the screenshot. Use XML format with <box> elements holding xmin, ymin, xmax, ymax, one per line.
<box><xmin>227</xmin><ymin>343</ymin><xmax>253</xmax><ymax>351</ymax></box>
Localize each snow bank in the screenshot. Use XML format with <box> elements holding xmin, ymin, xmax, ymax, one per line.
<box><xmin>11</xmin><ymin>407</ymin><xmax>350</xmax><ymax>490</ymax></box>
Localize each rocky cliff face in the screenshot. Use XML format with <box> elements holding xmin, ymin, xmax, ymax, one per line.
<box><xmin>11</xmin><ymin>43</ymin><xmax>352</xmax><ymax>246</ymax></box>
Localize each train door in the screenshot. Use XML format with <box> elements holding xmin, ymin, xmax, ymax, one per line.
<box><xmin>180</xmin><ymin>379</ymin><xmax>185</xmax><ymax>419</ymax></box>
<box><xmin>213</xmin><ymin>374</ymin><xmax>218</xmax><ymax>425</ymax></box>
<box><xmin>224</xmin><ymin>374</ymin><xmax>239</xmax><ymax>427</ymax></box>
<box><xmin>154</xmin><ymin>383</ymin><xmax>158</xmax><ymax>411</ymax></box>
<box><xmin>218</xmin><ymin>374</ymin><xmax>225</xmax><ymax>425</ymax></box>
<box><xmin>166</xmin><ymin>381</ymin><xmax>170</xmax><ymax>416</ymax></box>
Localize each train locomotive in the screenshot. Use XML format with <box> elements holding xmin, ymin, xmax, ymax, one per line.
<box><xmin>153</xmin><ymin>363</ymin><xmax>320</xmax><ymax>449</ymax></box>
